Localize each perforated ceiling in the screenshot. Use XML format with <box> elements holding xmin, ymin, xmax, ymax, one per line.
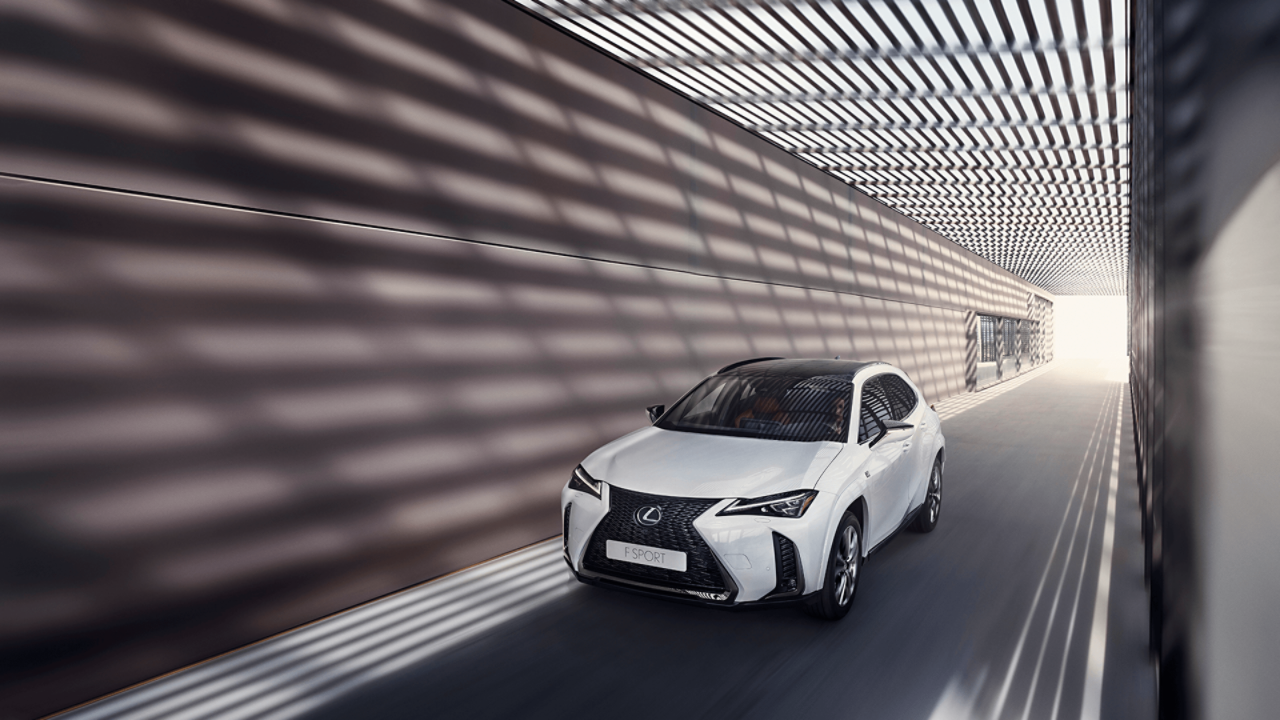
<box><xmin>516</xmin><ymin>0</ymin><xmax>1130</xmax><ymax>296</ymax></box>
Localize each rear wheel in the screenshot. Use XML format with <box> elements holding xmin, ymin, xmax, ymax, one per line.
<box><xmin>913</xmin><ymin>457</ymin><xmax>943</xmax><ymax>533</ymax></box>
<box><xmin>804</xmin><ymin>512</ymin><xmax>862</xmax><ymax>620</ymax></box>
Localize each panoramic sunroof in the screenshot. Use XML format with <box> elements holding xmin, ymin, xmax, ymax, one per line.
<box><xmin>516</xmin><ymin>0</ymin><xmax>1130</xmax><ymax>296</ymax></box>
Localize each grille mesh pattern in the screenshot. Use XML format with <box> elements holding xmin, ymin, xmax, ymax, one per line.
<box><xmin>583</xmin><ymin>486</ymin><xmax>725</xmax><ymax>592</ymax></box>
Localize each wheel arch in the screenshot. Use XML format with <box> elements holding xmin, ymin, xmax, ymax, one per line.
<box><xmin>845</xmin><ymin>496</ymin><xmax>868</xmax><ymax>557</ymax></box>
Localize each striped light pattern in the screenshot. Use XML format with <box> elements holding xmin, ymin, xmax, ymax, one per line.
<box><xmin>515</xmin><ymin>0</ymin><xmax>1130</xmax><ymax>295</ymax></box>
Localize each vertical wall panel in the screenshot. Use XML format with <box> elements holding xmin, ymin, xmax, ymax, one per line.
<box><xmin>1130</xmin><ymin>0</ymin><xmax>1280</xmax><ymax>717</ymax></box>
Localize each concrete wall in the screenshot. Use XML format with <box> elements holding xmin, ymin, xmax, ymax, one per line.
<box><xmin>1130</xmin><ymin>0</ymin><xmax>1280</xmax><ymax>716</ymax></box>
<box><xmin>0</xmin><ymin>0</ymin><xmax>1050</xmax><ymax>715</ymax></box>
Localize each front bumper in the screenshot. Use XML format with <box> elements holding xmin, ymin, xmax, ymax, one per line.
<box><xmin>562</xmin><ymin>483</ymin><xmax>836</xmax><ymax>605</ymax></box>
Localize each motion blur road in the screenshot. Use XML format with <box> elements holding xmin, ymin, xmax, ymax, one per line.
<box><xmin>308</xmin><ymin>360</ymin><xmax>1153</xmax><ymax>720</ymax></box>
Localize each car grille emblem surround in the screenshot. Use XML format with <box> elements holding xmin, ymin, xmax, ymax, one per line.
<box><xmin>634</xmin><ymin>505</ymin><xmax>662</xmax><ymax>527</ymax></box>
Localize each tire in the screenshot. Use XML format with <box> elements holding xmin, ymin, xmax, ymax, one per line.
<box><xmin>803</xmin><ymin>511</ymin><xmax>862</xmax><ymax>620</ymax></box>
<box><xmin>913</xmin><ymin>457</ymin><xmax>943</xmax><ymax>533</ymax></box>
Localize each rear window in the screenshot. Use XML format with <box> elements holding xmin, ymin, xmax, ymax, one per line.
<box><xmin>657</xmin><ymin>374</ymin><xmax>852</xmax><ymax>443</ymax></box>
<box><xmin>857</xmin><ymin>377</ymin><xmax>894</xmax><ymax>443</ymax></box>
<box><xmin>881</xmin><ymin>374</ymin><xmax>918</xmax><ymax>420</ymax></box>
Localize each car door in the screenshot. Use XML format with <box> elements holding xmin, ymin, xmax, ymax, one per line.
<box><xmin>856</xmin><ymin>375</ymin><xmax>913</xmax><ymax>547</ymax></box>
<box><xmin>881</xmin><ymin>373</ymin><xmax>929</xmax><ymax>509</ymax></box>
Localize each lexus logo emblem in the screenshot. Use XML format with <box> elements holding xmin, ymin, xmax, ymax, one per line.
<box><xmin>634</xmin><ymin>505</ymin><xmax>662</xmax><ymax>527</ymax></box>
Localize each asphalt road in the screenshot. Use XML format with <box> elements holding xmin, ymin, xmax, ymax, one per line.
<box><xmin>306</xmin><ymin>359</ymin><xmax>1155</xmax><ymax>720</ymax></box>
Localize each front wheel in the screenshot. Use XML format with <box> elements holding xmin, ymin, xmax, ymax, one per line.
<box><xmin>913</xmin><ymin>457</ymin><xmax>943</xmax><ymax>533</ymax></box>
<box><xmin>803</xmin><ymin>512</ymin><xmax>862</xmax><ymax>620</ymax></box>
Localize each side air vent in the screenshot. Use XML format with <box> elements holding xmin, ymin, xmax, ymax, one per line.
<box><xmin>767</xmin><ymin>531</ymin><xmax>802</xmax><ymax>598</ymax></box>
<box><xmin>562</xmin><ymin>503</ymin><xmax>572</xmax><ymax>565</ymax></box>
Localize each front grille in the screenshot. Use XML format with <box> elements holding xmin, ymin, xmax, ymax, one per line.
<box><xmin>582</xmin><ymin>486</ymin><xmax>725</xmax><ymax>593</ymax></box>
<box><xmin>771</xmin><ymin>532</ymin><xmax>800</xmax><ymax>596</ymax></box>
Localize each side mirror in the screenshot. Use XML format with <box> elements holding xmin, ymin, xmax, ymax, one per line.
<box><xmin>869</xmin><ymin>417</ymin><xmax>887</xmax><ymax>447</ymax></box>
<box><xmin>869</xmin><ymin>418</ymin><xmax>913</xmax><ymax>447</ymax></box>
<box><xmin>647</xmin><ymin>404</ymin><xmax>665</xmax><ymax>424</ymax></box>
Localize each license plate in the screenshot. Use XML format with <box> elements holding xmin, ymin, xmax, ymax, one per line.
<box><xmin>606</xmin><ymin>540</ymin><xmax>687</xmax><ymax>572</ymax></box>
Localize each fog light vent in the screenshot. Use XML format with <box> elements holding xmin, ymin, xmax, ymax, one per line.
<box><xmin>770</xmin><ymin>532</ymin><xmax>801</xmax><ymax>597</ymax></box>
<box><xmin>562</xmin><ymin>503</ymin><xmax>572</xmax><ymax>564</ymax></box>
<box><xmin>684</xmin><ymin>589</ymin><xmax>730</xmax><ymax>601</ymax></box>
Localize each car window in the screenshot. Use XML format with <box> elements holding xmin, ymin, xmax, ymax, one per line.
<box><xmin>658</xmin><ymin>373</ymin><xmax>852</xmax><ymax>443</ymax></box>
<box><xmin>857</xmin><ymin>377</ymin><xmax>894</xmax><ymax>444</ymax></box>
<box><xmin>881</xmin><ymin>375</ymin><xmax>918</xmax><ymax>421</ymax></box>
<box><xmin>685</xmin><ymin>381</ymin><xmax>726</xmax><ymax>417</ymax></box>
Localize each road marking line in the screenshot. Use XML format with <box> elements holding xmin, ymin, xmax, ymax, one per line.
<box><xmin>1081</xmin><ymin>385</ymin><xmax>1124</xmax><ymax>720</ymax></box>
<box><xmin>989</xmin><ymin>385</ymin><xmax>1116</xmax><ymax>720</ymax></box>
<box><xmin>1016</xmin><ymin>385</ymin><xmax>1114</xmax><ymax>720</ymax></box>
<box><xmin>1047</xmin><ymin>394</ymin><xmax>1118</xmax><ymax>720</ymax></box>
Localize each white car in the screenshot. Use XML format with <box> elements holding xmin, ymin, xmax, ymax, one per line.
<box><xmin>561</xmin><ymin>358</ymin><xmax>945</xmax><ymax>619</ymax></box>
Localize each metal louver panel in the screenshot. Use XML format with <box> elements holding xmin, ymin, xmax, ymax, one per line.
<box><xmin>516</xmin><ymin>0</ymin><xmax>1131</xmax><ymax>296</ymax></box>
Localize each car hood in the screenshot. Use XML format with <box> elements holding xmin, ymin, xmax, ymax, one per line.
<box><xmin>581</xmin><ymin>426</ymin><xmax>844</xmax><ymax>499</ymax></box>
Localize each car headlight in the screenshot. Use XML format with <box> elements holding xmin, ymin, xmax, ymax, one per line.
<box><xmin>567</xmin><ymin>465</ymin><xmax>602</xmax><ymax>499</ymax></box>
<box><xmin>717</xmin><ymin>490</ymin><xmax>818</xmax><ymax>518</ymax></box>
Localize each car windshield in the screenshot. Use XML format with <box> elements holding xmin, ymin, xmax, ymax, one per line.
<box><xmin>657</xmin><ymin>374</ymin><xmax>852</xmax><ymax>443</ymax></box>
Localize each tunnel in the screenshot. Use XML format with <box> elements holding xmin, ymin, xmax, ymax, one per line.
<box><xmin>0</xmin><ymin>0</ymin><xmax>1277</xmax><ymax>718</ymax></box>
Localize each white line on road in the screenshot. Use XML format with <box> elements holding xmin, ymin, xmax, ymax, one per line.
<box><xmin>1047</xmin><ymin>393</ymin><xmax>1118</xmax><ymax>720</ymax></box>
<box><xmin>1016</xmin><ymin>385</ymin><xmax>1113</xmax><ymax>720</ymax></box>
<box><xmin>1081</xmin><ymin>384</ymin><xmax>1124</xmax><ymax>720</ymax></box>
<box><xmin>988</xmin><ymin>385</ymin><xmax>1116</xmax><ymax>720</ymax></box>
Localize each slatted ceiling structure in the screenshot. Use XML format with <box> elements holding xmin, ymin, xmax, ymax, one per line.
<box><xmin>515</xmin><ymin>0</ymin><xmax>1130</xmax><ymax>296</ymax></box>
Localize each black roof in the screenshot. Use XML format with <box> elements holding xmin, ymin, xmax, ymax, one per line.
<box><xmin>718</xmin><ymin>357</ymin><xmax>883</xmax><ymax>380</ymax></box>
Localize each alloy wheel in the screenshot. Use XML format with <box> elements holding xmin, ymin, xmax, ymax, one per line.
<box><xmin>927</xmin><ymin>465</ymin><xmax>942</xmax><ymax>523</ymax></box>
<box><xmin>834</xmin><ymin>525</ymin><xmax>859</xmax><ymax>606</ymax></box>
